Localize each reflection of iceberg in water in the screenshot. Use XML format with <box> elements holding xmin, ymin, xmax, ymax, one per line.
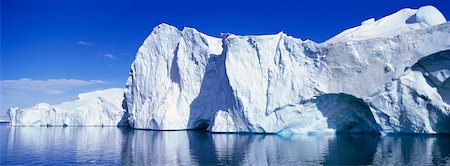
<box><xmin>212</xmin><ymin>134</ymin><xmax>334</xmax><ymax>165</ymax></box>
<box><xmin>373</xmin><ymin>136</ymin><xmax>450</xmax><ymax>165</ymax></box>
<box><xmin>187</xmin><ymin>131</ymin><xmax>218</xmax><ymax>165</ymax></box>
<box><xmin>119</xmin><ymin>130</ymin><xmax>335</xmax><ymax>165</ymax></box>
<box><xmin>323</xmin><ymin>134</ymin><xmax>380</xmax><ymax>165</ymax></box>
<box><xmin>2</xmin><ymin>126</ymin><xmax>450</xmax><ymax>165</ymax></box>
<box><xmin>5</xmin><ymin>127</ymin><xmax>127</xmax><ymax>164</ymax></box>
<box><xmin>121</xmin><ymin>130</ymin><xmax>195</xmax><ymax>165</ymax></box>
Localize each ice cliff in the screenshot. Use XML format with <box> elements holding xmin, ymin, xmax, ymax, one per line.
<box><xmin>9</xmin><ymin>6</ymin><xmax>450</xmax><ymax>134</ymax></box>
<box><xmin>124</xmin><ymin>5</ymin><xmax>450</xmax><ymax>134</ymax></box>
<box><xmin>9</xmin><ymin>88</ymin><xmax>127</xmax><ymax>126</ymax></box>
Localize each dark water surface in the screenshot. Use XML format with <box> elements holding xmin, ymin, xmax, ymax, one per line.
<box><xmin>1</xmin><ymin>123</ymin><xmax>449</xmax><ymax>165</ymax></box>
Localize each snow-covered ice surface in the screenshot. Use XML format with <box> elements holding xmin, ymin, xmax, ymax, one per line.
<box><xmin>125</xmin><ymin>5</ymin><xmax>450</xmax><ymax>134</ymax></box>
<box><xmin>415</xmin><ymin>5</ymin><xmax>447</xmax><ymax>27</ymax></box>
<box><xmin>9</xmin><ymin>88</ymin><xmax>127</xmax><ymax>126</ymax></box>
<box><xmin>325</xmin><ymin>5</ymin><xmax>447</xmax><ymax>44</ymax></box>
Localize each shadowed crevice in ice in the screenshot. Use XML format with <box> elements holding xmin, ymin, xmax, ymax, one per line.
<box><xmin>170</xmin><ymin>43</ymin><xmax>182</xmax><ymax>87</ymax></box>
<box><xmin>438</xmin><ymin>79</ymin><xmax>450</xmax><ymax>104</ymax></box>
<box><xmin>187</xmin><ymin>53</ymin><xmax>237</xmax><ymax>130</ymax></box>
<box><xmin>118</xmin><ymin>99</ymin><xmax>130</xmax><ymax>127</ymax></box>
<box><xmin>405</xmin><ymin>14</ymin><xmax>417</xmax><ymax>24</ymax></box>
<box><xmin>426</xmin><ymin>103</ymin><xmax>450</xmax><ymax>132</ymax></box>
<box><xmin>411</xmin><ymin>50</ymin><xmax>450</xmax><ymax>103</ymax></box>
<box><xmin>187</xmin><ymin>56</ymin><xmax>221</xmax><ymax>130</ymax></box>
<box><xmin>274</xmin><ymin>93</ymin><xmax>382</xmax><ymax>134</ymax></box>
<box><xmin>186</xmin><ymin>52</ymin><xmax>242</xmax><ymax>130</ymax></box>
<box><xmin>187</xmin><ymin>36</ymin><xmax>247</xmax><ymax>131</ymax></box>
<box><xmin>311</xmin><ymin>93</ymin><xmax>381</xmax><ymax>133</ymax></box>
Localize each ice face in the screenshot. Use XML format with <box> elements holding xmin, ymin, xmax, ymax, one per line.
<box><xmin>208</xmin><ymin>23</ymin><xmax>450</xmax><ymax>134</ymax></box>
<box><xmin>123</xmin><ymin>24</ymin><xmax>224</xmax><ymax>130</ymax></box>
<box><xmin>367</xmin><ymin>50</ymin><xmax>450</xmax><ymax>133</ymax></box>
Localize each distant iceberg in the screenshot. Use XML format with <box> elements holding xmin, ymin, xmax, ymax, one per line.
<box><xmin>9</xmin><ymin>88</ymin><xmax>127</xmax><ymax>126</ymax></box>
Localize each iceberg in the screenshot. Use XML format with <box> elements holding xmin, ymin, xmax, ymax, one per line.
<box><xmin>0</xmin><ymin>117</ymin><xmax>9</xmax><ymax>123</ymax></box>
<box><xmin>124</xmin><ymin>5</ymin><xmax>450</xmax><ymax>134</ymax></box>
<box><xmin>8</xmin><ymin>5</ymin><xmax>450</xmax><ymax>134</ymax></box>
<box><xmin>9</xmin><ymin>88</ymin><xmax>127</xmax><ymax>126</ymax></box>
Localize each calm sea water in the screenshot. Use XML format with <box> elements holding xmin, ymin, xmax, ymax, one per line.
<box><xmin>1</xmin><ymin>123</ymin><xmax>449</xmax><ymax>165</ymax></box>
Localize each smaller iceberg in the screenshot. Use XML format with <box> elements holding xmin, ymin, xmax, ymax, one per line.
<box><xmin>8</xmin><ymin>88</ymin><xmax>127</xmax><ymax>126</ymax></box>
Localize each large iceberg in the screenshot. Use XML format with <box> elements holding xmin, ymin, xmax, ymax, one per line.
<box><xmin>9</xmin><ymin>88</ymin><xmax>127</xmax><ymax>126</ymax></box>
<box><xmin>8</xmin><ymin>5</ymin><xmax>450</xmax><ymax>134</ymax></box>
<box><xmin>124</xmin><ymin>5</ymin><xmax>450</xmax><ymax>134</ymax></box>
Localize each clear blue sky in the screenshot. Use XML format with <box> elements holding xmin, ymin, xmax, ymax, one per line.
<box><xmin>1</xmin><ymin>0</ymin><xmax>449</xmax><ymax>118</ymax></box>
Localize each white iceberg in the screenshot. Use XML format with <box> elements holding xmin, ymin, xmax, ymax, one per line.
<box><xmin>124</xmin><ymin>5</ymin><xmax>450</xmax><ymax>134</ymax></box>
<box><xmin>9</xmin><ymin>88</ymin><xmax>127</xmax><ymax>126</ymax></box>
<box><xmin>8</xmin><ymin>6</ymin><xmax>450</xmax><ymax>134</ymax></box>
